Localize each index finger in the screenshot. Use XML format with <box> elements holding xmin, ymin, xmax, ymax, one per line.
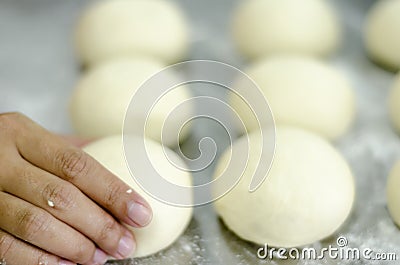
<box><xmin>14</xmin><ymin>113</ymin><xmax>152</xmax><ymax>228</ymax></box>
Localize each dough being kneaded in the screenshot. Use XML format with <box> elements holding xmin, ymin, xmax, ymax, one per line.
<box><xmin>84</xmin><ymin>135</ymin><xmax>193</xmax><ymax>257</ymax></box>
<box><xmin>365</xmin><ymin>0</ymin><xmax>400</xmax><ymax>71</ymax></box>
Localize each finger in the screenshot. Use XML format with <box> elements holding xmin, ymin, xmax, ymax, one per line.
<box><xmin>1</xmin><ymin>160</ymin><xmax>135</xmax><ymax>259</ymax></box>
<box><xmin>0</xmin><ymin>191</ymin><xmax>101</xmax><ymax>264</ymax></box>
<box><xmin>0</xmin><ymin>229</ymin><xmax>74</xmax><ymax>265</ymax></box>
<box><xmin>14</xmin><ymin>114</ymin><xmax>152</xmax><ymax>228</ymax></box>
<box><xmin>61</xmin><ymin>135</ymin><xmax>93</xmax><ymax>148</ymax></box>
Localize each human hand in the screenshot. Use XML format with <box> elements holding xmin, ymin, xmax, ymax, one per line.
<box><xmin>62</xmin><ymin>135</ymin><xmax>94</xmax><ymax>148</ymax></box>
<box><xmin>0</xmin><ymin>113</ymin><xmax>152</xmax><ymax>265</ymax></box>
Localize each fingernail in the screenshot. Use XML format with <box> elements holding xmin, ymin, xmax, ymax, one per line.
<box><xmin>128</xmin><ymin>201</ymin><xmax>152</xmax><ymax>226</ymax></box>
<box><xmin>117</xmin><ymin>231</ymin><xmax>135</xmax><ymax>258</ymax></box>
<box><xmin>59</xmin><ymin>260</ymin><xmax>76</xmax><ymax>265</ymax></box>
<box><xmin>92</xmin><ymin>248</ymin><xmax>108</xmax><ymax>264</ymax></box>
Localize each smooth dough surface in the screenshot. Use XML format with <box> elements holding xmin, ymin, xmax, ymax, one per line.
<box><xmin>75</xmin><ymin>0</ymin><xmax>189</xmax><ymax>66</ymax></box>
<box><xmin>214</xmin><ymin>126</ymin><xmax>355</xmax><ymax>248</ymax></box>
<box><xmin>70</xmin><ymin>57</ymin><xmax>193</xmax><ymax>147</ymax></box>
<box><xmin>232</xmin><ymin>0</ymin><xmax>340</xmax><ymax>59</ymax></box>
<box><xmin>389</xmin><ymin>72</ymin><xmax>400</xmax><ymax>133</ymax></box>
<box><xmin>230</xmin><ymin>56</ymin><xmax>355</xmax><ymax>140</ymax></box>
<box><xmin>365</xmin><ymin>0</ymin><xmax>400</xmax><ymax>70</ymax></box>
<box><xmin>83</xmin><ymin>135</ymin><xmax>193</xmax><ymax>257</ymax></box>
<box><xmin>387</xmin><ymin>161</ymin><xmax>400</xmax><ymax>227</ymax></box>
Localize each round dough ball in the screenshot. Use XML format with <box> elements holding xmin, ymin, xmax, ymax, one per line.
<box><xmin>230</xmin><ymin>56</ymin><xmax>355</xmax><ymax>140</ymax></box>
<box><xmin>75</xmin><ymin>0</ymin><xmax>189</xmax><ymax>66</ymax></box>
<box><xmin>387</xmin><ymin>161</ymin><xmax>400</xmax><ymax>227</ymax></box>
<box><xmin>214</xmin><ymin>126</ymin><xmax>355</xmax><ymax>248</ymax></box>
<box><xmin>83</xmin><ymin>135</ymin><xmax>193</xmax><ymax>257</ymax></box>
<box><xmin>70</xmin><ymin>57</ymin><xmax>193</xmax><ymax>147</ymax></box>
<box><xmin>232</xmin><ymin>0</ymin><xmax>340</xmax><ymax>59</ymax></box>
<box><xmin>389</xmin><ymin>73</ymin><xmax>400</xmax><ymax>133</ymax></box>
<box><xmin>365</xmin><ymin>0</ymin><xmax>400</xmax><ymax>70</ymax></box>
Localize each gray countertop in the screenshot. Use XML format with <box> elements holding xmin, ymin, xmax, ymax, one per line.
<box><xmin>1</xmin><ymin>0</ymin><xmax>400</xmax><ymax>264</ymax></box>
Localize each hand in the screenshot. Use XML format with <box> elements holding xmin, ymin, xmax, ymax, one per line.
<box><xmin>62</xmin><ymin>135</ymin><xmax>94</xmax><ymax>148</ymax></box>
<box><xmin>0</xmin><ymin>113</ymin><xmax>152</xmax><ymax>265</ymax></box>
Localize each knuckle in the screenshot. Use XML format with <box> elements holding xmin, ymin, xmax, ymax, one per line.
<box><xmin>35</xmin><ymin>251</ymin><xmax>55</xmax><ymax>265</ymax></box>
<box><xmin>0</xmin><ymin>231</ymin><xmax>15</xmax><ymax>258</ymax></box>
<box><xmin>0</xmin><ymin>154</ymin><xmax>18</xmax><ymax>177</ymax></box>
<box><xmin>16</xmin><ymin>209</ymin><xmax>51</xmax><ymax>242</ymax></box>
<box><xmin>71</xmin><ymin>239</ymin><xmax>95</xmax><ymax>264</ymax></box>
<box><xmin>97</xmin><ymin>215</ymin><xmax>119</xmax><ymax>243</ymax></box>
<box><xmin>105</xmin><ymin>180</ymin><xmax>124</xmax><ymax>209</ymax></box>
<box><xmin>56</xmin><ymin>148</ymin><xmax>89</xmax><ymax>182</ymax></box>
<box><xmin>0</xmin><ymin>112</ymin><xmax>24</xmax><ymax>133</ymax></box>
<box><xmin>18</xmin><ymin>165</ymin><xmax>40</xmax><ymax>187</ymax></box>
<box><xmin>42</xmin><ymin>182</ymin><xmax>76</xmax><ymax>210</ymax></box>
<box><xmin>0</xmin><ymin>112</ymin><xmax>24</xmax><ymax>122</ymax></box>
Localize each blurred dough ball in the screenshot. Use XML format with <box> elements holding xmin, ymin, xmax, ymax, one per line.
<box><xmin>75</xmin><ymin>0</ymin><xmax>189</xmax><ymax>66</ymax></box>
<box><xmin>230</xmin><ymin>56</ymin><xmax>355</xmax><ymax>140</ymax></box>
<box><xmin>214</xmin><ymin>126</ymin><xmax>355</xmax><ymax>248</ymax></box>
<box><xmin>365</xmin><ymin>0</ymin><xmax>400</xmax><ymax>70</ymax></box>
<box><xmin>389</xmin><ymin>73</ymin><xmax>400</xmax><ymax>133</ymax></box>
<box><xmin>388</xmin><ymin>161</ymin><xmax>400</xmax><ymax>227</ymax></box>
<box><xmin>84</xmin><ymin>135</ymin><xmax>193</xmax><ymax>257</ymax></box>
<box><xmin>70</xmin><ymin>58</ymin><xmax>193</xmax><ymax>147</ymax></box>
<box><xmin>232</xmin><ymin>0</ymin><xmax>340</xmax><ymax>59</ymax></box>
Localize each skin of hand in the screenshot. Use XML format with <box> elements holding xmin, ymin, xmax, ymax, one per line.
<box><xmin>62</xmin><ymin>135</ymin><xmax>95</xmax><ymax>148</ymax></box>
<box><xmin>0</xmin><ymin>112</ymin><xmax>153</xmax><ymax>265</ymax></box>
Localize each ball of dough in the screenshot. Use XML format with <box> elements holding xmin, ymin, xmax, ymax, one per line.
<box><xmin>213</xmin><ymin>126</ymin><xmax>355</xmax><ymax>248</ymax></box>
<box><xmin>387</xmin><ymin>161</ymin><xmax>400</xmax><ymax>227</ymax></box>
<box><xmin>83</xmin><ymin>135</ymin><xmax>193</xmax><ymax>257</ymax></box>
<box><xmin>75</xmin><ymin>0</ymin><xmax>189</xmax><ymax>66</ymax></box>
<box><xmin>365</xmin><ymin>0</ymin><xmax>400</xmax><ymax>70</ymax></box>
<box><xmin>70</xmin><ymin>57</ymin><xmax>193</xmax><ymax>147</ymax></box>
<box><xmin>232</xmin><ymin>0</ymin><xmax>340</xmax><ymax>59</ymax></box>
<box><xmin>389</xmin><ymin>73</ymin><xmax>400</xmax><ymax>133</ymax></box>
<box><xmin>230</xmin><ymin>56</ymin><xmax>355</xmax><ymax>140</ymax></box>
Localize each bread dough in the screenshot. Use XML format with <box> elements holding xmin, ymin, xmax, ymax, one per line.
<box><xmin>83</xmin><ymin>135</ymin><xmax>193</xmax><ymax>257</ymax></box>
<box><xmin>387</xmin><ymin>161</ymin><xmax>400</xmax><ymax>227</ymax></box>
<box><xmin>214</xmin><ymin>126</ymin><xmax>355</xmax><ymax>248</ymax></box>
<box><xmin>389</xmin><ymin>73</ymin><xmax>400</xmax><ymax>133</ymax></box>
<box><xmin>230</xmin><ymin>56</ymin><xmax>355</xmax><ymax>140</ymax></box>
<box><xmin>365</xmin><ymin>0</ymin><xmax>400</xmax><ymax>70</ymax></box>
<box><xmin>232</xmin><ymin>0</ymin><xmax>340</xmax><ymax>59</ymax></box>
<box><xmin>70</xmin><ymin>57</ymin><xmax>193</xmax><ymax>147</ymax></box>
<box><xmin>75</xmin><ymin>0</ymin><xmax>189</xmax><ymax>66</ymax></box>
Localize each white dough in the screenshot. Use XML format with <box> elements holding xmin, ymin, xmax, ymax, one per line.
<box><xmin>70</xmin><ymin>57</ymin><xmax>193</xmax><ymax>147</ymax></box>
<box><xmin>365</xmin><ymin>0</ymin><xmax>400</xmax><ymax>70</ymax></box>
<box><xmin>389</xmin><ymin>70</ymin><xmax>400</xmax><ymax>134</ymax></box>
<box><xmin>232</xmin><ymin>0</ymin><xmax>340</xmax><ymax>59</ymax></box>
<box><xmin>387</xmin><ymin>161</ymin><xmax>400</xmax><ymax>227</ymax></box>
<box><xmin>83</xmin><ymin>135</ymin><xmax>193</xmax><ymax>257</ymax></box>
<box><xmin>230</xmin><ymin>56</ymin><xmax>355</xmax><ymax>140</ymax></box>
<box><xmin>213</xmin><ymin>126</ymin><xmax>355</xmax><ymax>248</ymax></box>
<box><xmin>75</xmin><ymin>0</ymin><xmax>189</xmax><ymax>66</ymax></box>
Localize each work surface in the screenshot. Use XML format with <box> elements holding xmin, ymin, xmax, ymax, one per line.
<box><xmin>1</xmin><ymin>0</ymin><xmax>400</xmax><ymax>264</ymax></box>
